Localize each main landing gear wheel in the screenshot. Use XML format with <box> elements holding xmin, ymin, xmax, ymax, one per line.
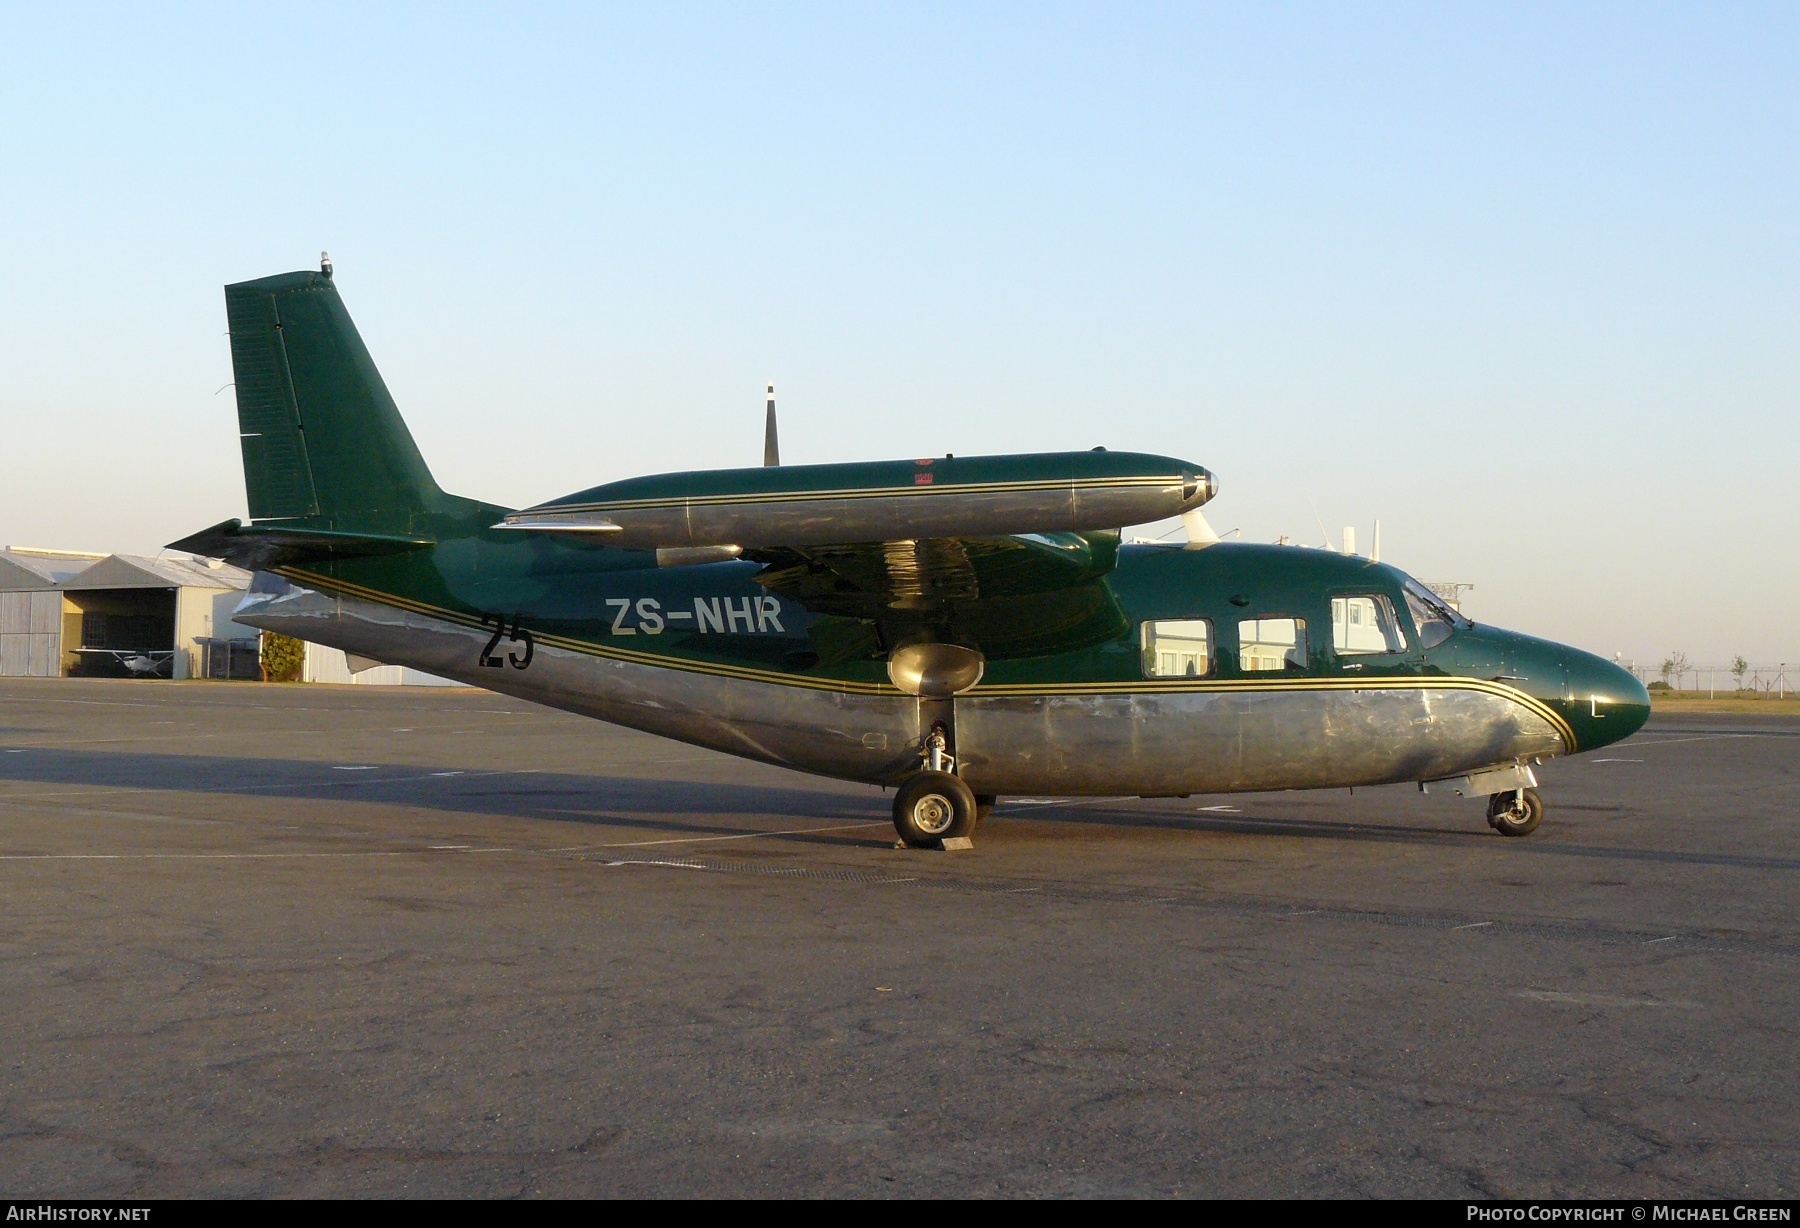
<box><xmin>1487</xmin><ymin>787</ymin><xmax>1543</xmax><ymax>838</ymax></box>
<box><xmin>893</xmin><ymin>771</ymin><xmax>977</xmax><ymax>848</ymax></box>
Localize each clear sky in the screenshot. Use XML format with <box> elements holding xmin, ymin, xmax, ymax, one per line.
<box><xmin>2</xmin><ymin>4</ymin><xmax>1795</xmax><ymax>669</ymax></box>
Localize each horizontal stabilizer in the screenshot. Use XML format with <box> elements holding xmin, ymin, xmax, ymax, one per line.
<box><xmin>168</xmin><ymin>519</ymin><xmax>433</xmax><ymax>571</ymax></box>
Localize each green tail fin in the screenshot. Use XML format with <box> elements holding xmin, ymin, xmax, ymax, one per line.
<box><xmin>225</xmin><ymin>269</ymin><xmax>443</xmax><ymax>535</ymax></box>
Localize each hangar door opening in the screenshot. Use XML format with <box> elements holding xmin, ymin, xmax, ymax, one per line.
<box><xmin>62</xmin><ymin>588</ymin><xmax>177</xmax><ymax>677</ymax></box>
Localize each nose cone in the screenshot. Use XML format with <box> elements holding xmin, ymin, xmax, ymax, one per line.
<box><xmin>1563</xmin><ymin>647</ymin><xmax>1651</xmax><ymax>752</ymax></box>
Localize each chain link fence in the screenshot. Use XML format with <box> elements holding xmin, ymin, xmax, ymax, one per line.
<box><xmin>1617</xmin><ymin>660</ymin><xmax>1793</xmax><ymax>698</ymax></box>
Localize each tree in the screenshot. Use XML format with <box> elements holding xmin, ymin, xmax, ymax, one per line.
<box><xmin>1661</xmin><ymin>651</ymin><xmax>1691</xmax><ymax>692</ymax></box>
<box><xmin>260</xmin><ymin>632</ymin><xmax>305</xmax><ymax>683</ymax></box>
<box><xmin>1732</xmin><ymin>655</ymin><xmax>1750</xmax><ymax>693</ymax></box>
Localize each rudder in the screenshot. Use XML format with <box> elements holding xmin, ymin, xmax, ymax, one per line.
<box><xmin>225</xmin><ymin>268</ymin><xmax>443</xmax><ymax>535</ymax></box>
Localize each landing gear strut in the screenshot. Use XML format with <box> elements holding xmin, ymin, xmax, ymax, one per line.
<box><xmin>1487</xmin><ymin>787</ymin><xmax>1543</xmax><ymax>837</ymax></box>
<box><xmin>892</xmin><ymin>721</ymin><xmax>979</xmax><ymax>847</ymax></box>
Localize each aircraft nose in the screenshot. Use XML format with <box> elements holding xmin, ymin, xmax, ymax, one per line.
<box><xmin>1564</xmin><ymin>647</ymin><xmax>1651</xmax><ymax>751</ymax></box>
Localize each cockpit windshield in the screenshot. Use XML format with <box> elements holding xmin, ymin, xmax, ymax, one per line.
<box><xmin>1400</xmin><ymin>577</ymin><xmax>1470</xmax><ymax>649</ymax></box>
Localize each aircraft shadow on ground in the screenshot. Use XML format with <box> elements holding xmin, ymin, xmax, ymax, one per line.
<box><xmin>1009</xmin><ymin>803</ymin><xmax>1800</xmax><ymax>871</ymax></box>
<box><xmin>1011</xmin><ymin>803</ymin><xmax>1570</xmax><ymax>855</ymax></box>
<box><xmin>1012</xmin><ymin>804</ymin><xmax>1488</xmax><ymax>844</ymax></box>
<box><xmin>0</xmin><ymin>745</ymin><xmax>1464</xmax><ymax>847</ymax></box>
<box><xmin>3</xmin><ymin>745</ymin><xmax>1797</xmax><ymax>871</ymax></box>
<box><xmin>0</xmin><ymin>745</ymin><xmax>887</xmax><ymax>842</ymax></box>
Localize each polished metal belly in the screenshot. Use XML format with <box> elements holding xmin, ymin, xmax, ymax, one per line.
<box><xmin>953</xmin><ymin>687</ymin><xmax>1564</xmax><ymax>795</ymax></box>
<box><xmin>234</xmin><ymin>581</ymin><xmax>926</xmax><ymax>783</ymax></box>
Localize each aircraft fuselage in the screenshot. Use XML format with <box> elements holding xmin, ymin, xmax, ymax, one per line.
<box><xmin>234</xmin><ymin>535</ymin><xmax>1649</xmax><ymax>798</ymax></box>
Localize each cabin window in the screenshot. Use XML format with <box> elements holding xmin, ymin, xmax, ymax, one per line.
<box><xmin>1401</xmin><ymin>578</ymin><xmax>1465</xmax><ymax>649</ymax></box>
<box><xmin>1141</xmin><ymin>618</ymin><xmax>1213</xmax><ymax>678</ymax></box>
<box><xmin>1239</xmin><ymin>618</ymin><xmax>1307</xmax><ymax>672</ymax></box>
<box><xmin>1331</xmin><ymin>594</ymin><xmax>1407</xmax><ymax>655</ymax></box>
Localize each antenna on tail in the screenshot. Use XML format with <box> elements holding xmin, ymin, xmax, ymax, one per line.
<box><xmin>763</xmin><ymin>382</ymin><xmax>780</xmax><ymax>467</ymax></box>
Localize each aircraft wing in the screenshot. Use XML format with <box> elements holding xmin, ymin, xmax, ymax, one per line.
<box><xmin>500</xmin><ymin>449</ymin><xmax>1215</xmax><ymax>662</ymax></box>
<box><xmin>747</xmin><ymin>531</ymin><xmax>1128</xmax><ymax>661</ymax></box>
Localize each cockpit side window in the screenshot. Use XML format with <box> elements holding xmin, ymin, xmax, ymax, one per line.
<box><xmin>1401</xmin><ymin>578</ymin><xmax>1467</xmax><ymax>649</ymax></box>
<box><xmin>1141</xmin><ymin>618</ymin><xmax>1213</xmax><ymax>678</ymax></box>
<box><xmin>1332</xmin><ymin>594</ymin><xmax>1407</xmax><ymax>655</ymax></box>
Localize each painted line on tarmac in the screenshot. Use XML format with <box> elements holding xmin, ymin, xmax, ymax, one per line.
<box><xmin>1514</xmin><ymin>989</ymin><xmax>1702</xmax><ymax>1009</ymax></box>
<box><xmin>538</xmin><ymin>821</ymin><xmax>889</xmax><ymax>852</ymax></box>
<box><xmin>0</xmin><ymin>725</ymin><xmax>538</xmax><ymax>748</ymax></box>
<box><xmin>582</xmin><ymin>851</ymin><xmax>1800</xmax><ymax>960</ymax></box>
<box><xmin>1624</xmin><ymin>735</ymin><xmax>1771</xmax><ymax>747</ymax></box>
<box><xmin>598</xmin><ymin>856</ymin><xmax>924</xmax><ymax>887</ymax></box>
<box><xmin>0</xmin><ymin>820</ymin><xmax>888</xmax><ymax>862</ymax></box>
<box><xmin>0</xmin><ymin>693</ymin><xmax>530</xmax><ymax>717</ymax></box>
<box><xmin>1004</xmin><ymin>798</ymin><xmax>1114</xmax><ymax>808</ymax></box>
<box><xmin>0</xmin><ymin>849</ymin><xmax>512</xmax><ymax>861</ymax></box>
<box><xmin>0</xmin><ymin>727</ymin><xmax>497</xmax><ymax>748</ymax></box>
<box><xmin>0</xmin><ymin>768</ymin><xmax>533</xmax><ymax>804</ymax></box>
<box><xmin>9</xmin><ymin>832</ymin><xmax>1795</xmax><ymax>959</ymax></box>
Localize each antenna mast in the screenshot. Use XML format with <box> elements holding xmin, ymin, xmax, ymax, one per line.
<box><xmin>763</xmin><ymin>382</ymin><xmax>780</xmax><ymax>467</ymax></box>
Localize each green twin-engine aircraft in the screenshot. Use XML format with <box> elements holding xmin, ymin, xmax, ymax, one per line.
<box><xmin>174</xmin><ymin>263</ymin><xmax>1651</xmax><ymax>847</ymax></box>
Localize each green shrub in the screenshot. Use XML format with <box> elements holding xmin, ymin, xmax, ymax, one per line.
<box><xmin>1646</xmin><ymin>680</ymin><xmax>1672</xmax><ymax>692</ymax></box>
<box><xmin>260</xmin><ymin>632</ymin><xmax>305</xmax><ymax>683</ymax></box>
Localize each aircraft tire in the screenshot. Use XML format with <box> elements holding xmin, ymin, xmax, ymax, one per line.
<box><xmin>1486</xmin><ymin>787</ymin><xmax>1543</xmax><ymax>837</ymax></box>
<box><xmin>974</xmin><ymin>794</ymin><xmax>998</xmax><ymax>823</ymax></box>
<box><xmin>894</xmin><ymin>771</ymin><xmax>977</xmax><ymax>847</ymax></box>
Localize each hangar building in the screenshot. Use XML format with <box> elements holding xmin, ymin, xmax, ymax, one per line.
<box><xmin>0</xmin><ymin>548</ymin><xmax>257</xmax><ymax>679</ymax></box>
<box><xmin>0</xmin><ymin>546</ymin><xmax>457</xmax><ymax>685</ymax></box>
<box><xmin>0</xmin><ymin>549</ymin><xmax>98</xmax><ymax>677</ymax></box>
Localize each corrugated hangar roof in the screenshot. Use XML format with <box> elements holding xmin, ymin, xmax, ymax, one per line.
<box><xmin>59</xmin><ymin>554</ymin><xmax>252</xmax><ymax>591</ymax></box>
<box><xmin>0</xmin><ymin>549</ymin><xmax>103</xmax><ymax>590</ymax></box>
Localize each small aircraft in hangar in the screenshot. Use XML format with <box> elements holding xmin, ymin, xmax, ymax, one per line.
<box><xmin>174</xmin><ymin>259</ymin><xmax>1651</xmax><ymax>848</ymax></box>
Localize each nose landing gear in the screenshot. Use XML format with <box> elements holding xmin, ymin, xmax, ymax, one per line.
<box><xmin>1487</xmin><ymin>787</ymin><xmax>1543</xmax><ymax>837</ymax></box>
